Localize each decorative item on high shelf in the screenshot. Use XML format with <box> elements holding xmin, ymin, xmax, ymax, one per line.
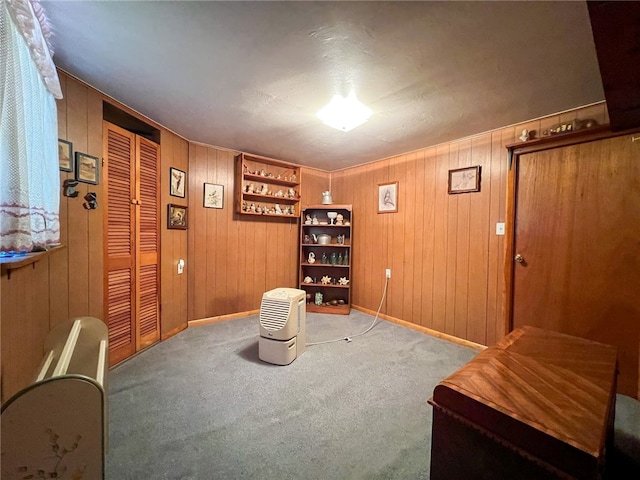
<box><xmin>543</xmin><ymin>118</ymin><xmax>598</xmax><ymax>137</ymax></box>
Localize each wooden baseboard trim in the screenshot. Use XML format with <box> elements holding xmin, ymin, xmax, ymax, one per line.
<box><xmin>188</xmin><ymin>309</ymin><xmax>260</xmax><ymax>327</ymax></box>
<box><xmin>161</xmin><ymin>322</ymin><xmax>188</xmax><ymax>341</ymax></box>
<box><xmin>352</xmin><ymin>305</ymin><xmax>486</xmax><ymax>351</ymax></box>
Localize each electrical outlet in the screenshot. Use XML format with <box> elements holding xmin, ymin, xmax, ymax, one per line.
<box><xmin>496</xmin><ymin>222</ymin><xmax>505</xmax><ymax>236</ymax></box>
<box><xmin>385</xmin><ymin>268</ymin><xmax>391</xmax><ymax>279</ymax></box>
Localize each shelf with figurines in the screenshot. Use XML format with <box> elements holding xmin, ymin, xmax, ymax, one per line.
<box><xmin>235</xmin><ymin>152</ymin><xmax>301</xmax><ymax>218</ymax></box>
<box><xmin>299</xmin><ymin>204</ymin><xmax>352</xmax><ymax>315</ymax></box>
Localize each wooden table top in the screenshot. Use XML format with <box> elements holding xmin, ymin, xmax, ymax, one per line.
<box><xmin>432</xmin><ymin>326</ymin><xmax>618</xmax><ymax>460</ymax></box>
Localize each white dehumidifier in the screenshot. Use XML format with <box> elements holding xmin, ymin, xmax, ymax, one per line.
<box><xmin>258</xmin><ymin>288</ymin><xmax>306</xmax><ymax>365</ymax></box>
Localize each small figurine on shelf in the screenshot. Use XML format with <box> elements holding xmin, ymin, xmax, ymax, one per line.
<box><xmin>336</xmin><ymin>213</ymin><xmax>344</xmax><ymax>225</ymax></box>
<box><xmin>305</xmin><ymin>214</ymin><xmax>312</xmax><ymax>225</ymax></box>
<box><xmin>303</xmin><ymin>276</ymin><xmax>313</xmax><ymax>284</ymax></box>
<box><xmin>321</xmin><ymin>275</ymin><xmax>332</xmax><ymax>285</ymax></box>
<box><xmin>287</xmin><ymin>188</ymin><xmax>296</xmax><ymax>198</ymax></box>
<box><xmin>250</xmin><ymin>203</ymin><xmax>256</xmax><ymax>212</ymax></box>
<box><xmin>275</xmin><ymin>190</ymin><xmax>284</xmax><ymax>197</ymax></box>
<box><xmin>291</xmin><ymin>173</ymin><xmax>297</xmax><ymax>182</ymax></box>
<box><xmin>247</xmin><ymin>183</ymin><xmax>255</xmax><ymax>193</ymax></box>
<box><xmin>338</xmin><ymin>277</ymin><xmax>349</xmax><ymax>286</ymax></box>
<box><xmin>308</xmin><ymin>252</ymin><xmax>316</xmax><ymax>264</ymax></box>
<box><xmin>275</xmin><ymin>204</ymin><xmax>282</xmax><ymax>214</ymax></box>
<box><xmin>312</xmin><ymin>215</ymin><xmax>319</xmax><ymax>225</ymax></box>
<box><xmin>260</xmin><ymin>184</ymin><xmax>268</xmax><ymax>194</ymax></box>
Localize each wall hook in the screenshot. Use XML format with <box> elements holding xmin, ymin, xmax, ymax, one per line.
<box><xmin>63</xmin><ymin>179</ymin><xmax>79</xmax><ymax>197</ymax></box>
<box><xmin>83</xmin><ymin>192</ymin><xmax>98</xmax><ymax>210</ymax></box>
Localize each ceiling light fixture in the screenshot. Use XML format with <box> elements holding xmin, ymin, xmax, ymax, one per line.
<box><xmin>317</xmin><ymin>90</ymin><xmax>372</xmax><ymax>132</ymax></box>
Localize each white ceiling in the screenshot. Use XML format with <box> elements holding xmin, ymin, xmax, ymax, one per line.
<box><xmin>41</xmin><ymin>1</ymin><xmax>604</xmax><ymax>171</ymax></box>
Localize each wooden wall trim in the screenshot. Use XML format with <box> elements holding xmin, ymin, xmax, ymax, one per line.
<box><xmin>352</xmin><ymin>305</ymin><xmax>486</xmax><ymax>351</ymax></box>
<box><xmin>188</xmin><ymin>309</ymin><xmax>260</xmax><ymax>327</ymax></box>
<box><xmin>161</xmin><ymin>322</ymin><xmax>188</xmax><ymax>341</ymax></box>
<box><xmin>504</xmin><ymin>124</ymin><xmax>631</xmax><ymax>156</ymax></box>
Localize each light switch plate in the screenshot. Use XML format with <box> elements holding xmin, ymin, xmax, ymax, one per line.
<box><xmin>496</xmin><ymin>222</ymin><xmax>505</xmax><ymax>235</ymax></box>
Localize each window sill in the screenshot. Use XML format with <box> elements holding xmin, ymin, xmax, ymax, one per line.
<box><xmin>1</xmin><ymin>245</ymin><xmax>65</xmax><ymax>279</ymax></box>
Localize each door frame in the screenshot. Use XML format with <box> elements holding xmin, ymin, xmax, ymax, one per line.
<box><xmin>503</xmin><ymin>124</ymin><xmax>632</xmax><ymax>334</ymax></box>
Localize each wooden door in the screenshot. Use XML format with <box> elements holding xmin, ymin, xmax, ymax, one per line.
<box><xmin>508</xmin><ymin>133</ymin><xmax>640</xmax><ymax>397</ymax></box>
<box><xmin>104</xmin><ymin>124</ymin><xmax>136</xmax><ymax>364</ymax></box>
<box><xmin>136</xmin><ymin>137</ymin><xmax>160</xmax><ymax>350</ymax></box>
<box><xmin>104</xmin><ymin>122</ymin><xmax>160</xmax><ymax>365</ymax></box>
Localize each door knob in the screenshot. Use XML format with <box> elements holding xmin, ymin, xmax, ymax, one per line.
<box><xmin>514</xmin><ymin>254</ymin><xmax>525</xmax><ymax>263</ymax></box>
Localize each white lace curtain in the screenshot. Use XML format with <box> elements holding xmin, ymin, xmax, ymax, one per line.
<box><xmin>0</xmin><ymin>0</ymin><xmax>62</xmax><ymax>252</ymax></box>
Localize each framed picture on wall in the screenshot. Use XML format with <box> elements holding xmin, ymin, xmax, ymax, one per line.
<box><xmin>378</xmin><ymin>181</ymin><xmax>398</xmax><ymax>213</ymax></box>
<box><xmin>58</xmin><ymin>139</ymin><xmax>73</xmax><ymax>172</ymax></box>
<box><xmin>75</xmin><ymin>152</ymin><xmax>99</xmax><ymax>184</ymax></box>
<box><xmin>203</xmin><ymin>183</ymin><xmax>224</xmax><ymax>209</ymax></box>
<box><xmin>448</xmin><ymin>165</ymin><xmax>481</xmax><ymax>194</ymax></box>
<box><xmin>167</xmin><ymin>204</ymin><xmax>188</xmax><ymax>229</ymax></box>
<box><xmin>170</xmin><ymin>167</ymin><xmax>186</xmax><ymax>198</ymax></box>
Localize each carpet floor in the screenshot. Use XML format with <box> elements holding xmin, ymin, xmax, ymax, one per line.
<box><xmin>106</xmin><ymin>311</ymin><xmax>478</xmax><ymax>479</ymax></box>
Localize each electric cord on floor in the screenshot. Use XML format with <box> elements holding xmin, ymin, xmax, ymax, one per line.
<box><xmin>306</xmin><ymin>275</ymin><xmax>389</xmax><ymax>347</ymax></box>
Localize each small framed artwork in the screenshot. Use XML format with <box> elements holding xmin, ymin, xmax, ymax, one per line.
<box><xmin>448</xmin><ymin>166</ymin><xmax>481</xmax><ymax>194</ymax></box>
<box><xmin>203</xmin><ymin>183</ymin><xmax>224</xmax><ymax>209</ymax></box>
<box><xmin>58</xmin><ymin>139</ymin><xmax>73</xmax><ymax>172</ymax></box>
<box><xmin>378</xmin><ymin>181</ymin><xmax>398</xmax><ymax>213</ymax></box>
<box><xmin>167</xmin><ymin>204</ymin><xmax>188</xmax><ymax>229</ymax></box>
<box><xmin>170</xmin><ymin>167</ymin><xmax>186</xmax><ymax>198</ymax></box>
<box><xmin>75</xmin><ymin>152</ymin><xmax>99</xmax><ymax>184</ymax></box>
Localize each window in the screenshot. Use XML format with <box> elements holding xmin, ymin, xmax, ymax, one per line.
<box><xmin>0</xmin><ymin>0</ymin><xmax>62</xmax><ymax>252</ymax></box>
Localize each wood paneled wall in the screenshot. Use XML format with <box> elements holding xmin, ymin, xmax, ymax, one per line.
<box><xmin>186</xmin><ymin>145</ymin><xmax>330</xmax><ymax>320</ymax></box>
<box><xmin>1</xmin><ymin>73</ymin><xmax>104</xmax><ymax>401</ymax></box>
<box><xmin>160</xmin><ymin>131</ymin><xmax>189</xmax><ymax>338</ymax></box>
<box><xmin>300</xmin><ymin>167</ymin><xmax>331</xmax><ymax>208</ymax></box>
<box><xmin>1</xmin><ymin>72</ymin><xmax>189</xmax><ymax>402</ymax></box>
<box><xmin>331</xmin><ymin>103</ymin><xmax>609</xmax><ymax>347</ymax></box>
<box><xmin>0</xmin><ymin>68</ymin><xmax>608</xmax><ymax>401</ymax></box>
<box><xmin>55</xmin><ymin>72</ymin><xmax>105</xmax><ymax>326</ymax></box>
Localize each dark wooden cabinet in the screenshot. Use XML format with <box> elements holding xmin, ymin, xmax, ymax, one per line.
<box><xmin>299</xmin><ymin>205</ymin><xmax>352</xmax><ymax>314</ymax></box>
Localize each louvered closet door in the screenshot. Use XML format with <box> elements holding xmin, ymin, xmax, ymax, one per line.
<box><xmin>104</xmin><ymin>122</ymin><xmax>160</xmax><ymax>365</ymax></box>
<box><xmin>104</xmin><ymin>123</ymin><xmax>136</xmax><ymax>364</ymax></box>
<box><xmin>135</xmin><ymin>137</ymin><xmax>160</xmax><ymax>349</ymax></box>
